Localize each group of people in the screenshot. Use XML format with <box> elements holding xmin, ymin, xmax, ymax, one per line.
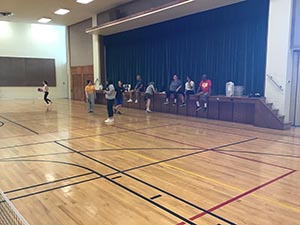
<box><xmin>84</xmin><ymin>74</ymin><xmax>212</xmax><ymax>123</ymax></box>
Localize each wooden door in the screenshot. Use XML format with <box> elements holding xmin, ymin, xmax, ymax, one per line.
<box><xmin>71</xmin><ymin>74</ymin><xmax>83</xmax><ymax>101</ymax></box>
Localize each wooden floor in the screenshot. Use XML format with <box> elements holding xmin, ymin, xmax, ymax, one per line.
<box><xmin>0</xmin><ymin>99</ymin><xmax>299</xmax><ymax>225</ymax></box>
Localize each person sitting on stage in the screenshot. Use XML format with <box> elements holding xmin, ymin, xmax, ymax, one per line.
<box><xmin>180</xmin><ymin>76</ymin><xmax>195</xmax><ymax>107</ymax></box>
<box><xmin>127</xmin><ymin>75</ymin><xmax>144</xmax><ymax>103</ymax></box>
<box><xmin>164</xmin><ymin>75</ymin><xmax>184</xmax><ymax>106</ymax></box>
<box><xmin>195</xmin><ymin>74</ymin><xmax>212</xmax><ymax>111</ymax></box>
<box><xmin>114</xmin><ymin>80</ymin><xmax>125</xmax><ymax>115</ymax></box>
<box><xmin>144</xmin><ymin>81</ymin><xmax>157</xmax><ymax>113</ymax></box>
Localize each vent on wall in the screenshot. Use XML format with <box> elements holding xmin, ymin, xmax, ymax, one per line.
<box><xmin>0</xmin><ymin>11</ymin><xmax>14</xmax><ymax>17</ymax></box>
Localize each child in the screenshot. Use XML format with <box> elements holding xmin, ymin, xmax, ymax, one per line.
<box><xmin>114</xmin><ymin>80</ymin><xmax>125</xmax><ymax>114</ymax></box>
<box><xmin>144</xmin><ymin>82</ymin><xmax>156</xmax><ymax>113</ymax></box>
<box><xmin>104</xmin><ymin>81</ymin><xmax>115</xmax><ymax>123</ymax></box>
<box><xmin>42</xmin><ymin>80</ymin><xmax>52</xmax><ymax>105</ymax></box>
<box><xmin>85</xmin><ymin>80</ymin><xmax>96</xmax><ymax>113</ymax></box>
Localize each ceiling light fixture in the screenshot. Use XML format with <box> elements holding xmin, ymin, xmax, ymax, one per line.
<box><xmin>54</xmin><ymin>8</ymin><xmax>70</xmax><ymax>15</ymax></box>
<box><xmin>76</xmin><ymin>0</ymin><xmax>94</xmax><ymax>4</ymax></box>
<box><xmin>0</xmin><ymin>11</ymin><xmax>14</xmax><ymax>17</ymax></box>
<box><xmin>38</xmin><ymin>18</ymin><xmax>51</xmax><ymax>23</ymax></box>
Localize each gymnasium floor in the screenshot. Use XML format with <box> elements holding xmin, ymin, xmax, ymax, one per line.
<box><xmin>0</xmin><ymin>99</ymin><xmax>299</xmax><ymax>225</ymax></box>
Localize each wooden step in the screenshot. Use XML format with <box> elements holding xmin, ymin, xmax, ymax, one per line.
<box><xmin>283</xmin><ymin>122</ymin><xmax>292</xmax><ymax>130</ymax></box>
<box><xmin>266</xmin><ymin>103</ymin><xmax>273</xmax><ymax>109</ymax></box>
<box><xmin>278</xmin><ymin>115</ymin><xmax>285</xmax><ymax>123</ymax></box>
<box><xmin>272</xmin><ymin>109</ymin><xmax>279</xmax><ymax>116</ymax></box>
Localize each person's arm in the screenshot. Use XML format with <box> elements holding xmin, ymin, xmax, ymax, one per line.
<box><xmin>105</xmin><ymin>85</ymin><xmax>114</xmax><ymax>95</ymax></box>
<box><xmin>176</xmin><ymin>81</ymin><xmax>182</xmax><ymax>92</ymax></box>
<box><xmin>137</xmin><ymin>83</ymin><xmax>144</xmax><ymax>92</ymax></box>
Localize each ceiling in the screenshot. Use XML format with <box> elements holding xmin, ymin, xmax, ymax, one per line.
<box><xmin>0</xmin><ymin>0</ymin><xmax>243</xmax><ymax>27</ymax></box>
<box><xmin>0</xmin><ymin>0</ymin><xmax>133</xmax><ymax>26</ymax></box>
<box><xmin>87</xmin><ymin>0</ymin><xmax>243</xmax><ymax>35</ymax></box>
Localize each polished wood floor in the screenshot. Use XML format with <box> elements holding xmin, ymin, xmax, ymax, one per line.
<box><xmin>0</xmin><ymin>99</ymin><xmax>299</xmax><ymax>225</ymax></box>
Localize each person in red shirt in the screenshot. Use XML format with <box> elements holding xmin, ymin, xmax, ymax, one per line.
<box><xmin>195</xmin><ymin>74</ymin><xmax>212</xmax><ymax>111</ymax></box>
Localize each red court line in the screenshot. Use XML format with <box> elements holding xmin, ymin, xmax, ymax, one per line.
<box><xmin>176</xmin><ymin>170</ymin><xmax>296</xmax><ymax>225</ymax></box>
<box><xmin>213</xmin><ymin>150</ymin><xmax>293</xmax><ymax>171</ymax></box>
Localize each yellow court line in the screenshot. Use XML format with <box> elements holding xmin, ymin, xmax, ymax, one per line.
<box><xmin>89</xmin><ymin>140</ymin><xmax>300</xmax><ymax>213</ymax></box>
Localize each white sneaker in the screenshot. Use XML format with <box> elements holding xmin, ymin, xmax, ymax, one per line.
<box><xmin>127</xmin><ymin>99</ymin><xmax>133</xmax><ymax>103</ymax></box>
<box><xmin>134</xmin><ymin>99</ymin><xmax>138</xmax><ymax>103</ymax></box>
<box><xmin>104</xmin><ymin>118</ymin><xmax>114</xmax><ymax>123</ymax></box>
<box><xmin>146</xmin><ymin>109</ymin><xmax>151</xmax><ymax>113</ymax></box>
<box><xmin>163</xmin><ymin>101</ymin><xmax>169</xmax><ymax>105</ymax></box>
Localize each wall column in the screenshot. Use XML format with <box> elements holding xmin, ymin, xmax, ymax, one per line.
<box><xmin>265</xmin><ymin>0</ymin><xmax>293</xmax><ymax>122</ymax></box>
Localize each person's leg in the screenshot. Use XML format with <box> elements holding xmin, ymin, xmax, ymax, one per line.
<box><xmin>203</xmin><ymin>93</ymin><xmax>208</xmax><ymax>110</ymax></box>
<box><xmin>44</xmin><ymin>92</ymin><xmax>49</xmax><ymax>104</ymax></box>
<box><xmin>134</xmin><ymin>91</ymin><xmax>139</xmax><ymax>103</ymax></box>
<box><xmin>179</xmin><ymin>91</ymin><xmax>185</xmax><ymax>106</ymax></box>
<box><xmin>127</xmin><ymin>90</ymin><xmax>133</xmax><ymax>102</ymax></box>
<box><xmin>195</xmin><ymin>92</ymin><xmax>201</xmax><ymax>110</ymax></box>
<box><xmin>173</xmin><ymin>91</ymin><xmax>178</xmax><ymax>104</ymax></box>
<box><xmin>164</xmin><ymin>90</ymin><xmax>171</xmax><ymax>104</ymax></box>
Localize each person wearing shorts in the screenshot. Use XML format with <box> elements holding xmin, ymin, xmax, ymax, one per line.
<box><xmin>144</xmin><ymin>82</ymin><xmax>156</xmax><ymax>113</ymax></box>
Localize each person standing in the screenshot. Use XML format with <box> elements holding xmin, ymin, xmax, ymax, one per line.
<box><xmin>42</xmin><ymin>80</ymin><xmax>52</xmax><ymax>105</ymax></box>
<box><xmin>114</xmin><ymin>80</ymin><xmax>125</xmax><ymax>114</ymax></box>
<box><xmin>195</xmin><ymin>74</ymin><xmax>212</xmax><ymax>111</ymax></box>
<box><xmin>144</xmin><ymin>82</ymin><xmax>156</xmax><ymax>113</ymax></box>
<box><xmin>85</xmin><ymin>80</ymin><xmax>96</xmax><ymax>113</ymax></box>
<box><xmin>127</xmin><ymin>75</ymin><xmax>144</xmax><ymax>103</ymax></box>
<box><xmin>104</xmin><ymin>81</ymin><xmax>115</xmax><ymax>123</ymax></box>
<box><xmin>164</xmin><ymin>75</ymin><xmax>184</xmax><ymax>105</ymax></box>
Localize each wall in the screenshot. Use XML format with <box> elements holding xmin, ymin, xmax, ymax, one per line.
<box><xmin>69</xmin><ymin>19</ymin><xmax>93</xmax><ymax>67</ymax></box>
<box><xmin>0</xmin><ymin>21</ymin><xmax>68</xmax><ymax>99</ymax></box>
<box><xmin>265</xmin><ymin>0</ymin><xmax>293</xmax><ymax>121</ymax></box>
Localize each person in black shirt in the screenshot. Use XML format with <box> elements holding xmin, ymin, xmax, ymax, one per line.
<box><xmin>114</xmin><ymin>80</ymin><xmax>125</xmax><ymax>114</ymax></box>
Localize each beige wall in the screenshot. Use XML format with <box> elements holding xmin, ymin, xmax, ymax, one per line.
<box><xmin>0</xmin><ymin>21</ymin><xmax>68</xmax><ymax>99</ymax></box>
<box><xmin>69</xmin><ymin>18</ymin><xmax>93</xmax><ymax>67</ymax></box>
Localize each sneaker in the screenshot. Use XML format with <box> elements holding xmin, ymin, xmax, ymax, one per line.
<box><xmin>134</xmin><ymin>99</ymin><xmax>138</xmax><ymax>103</ymax></box>
<box><xmin>88</xmin><ymin>111</ymin><xmax>93</xmax><ymax>113</ymax></box>
<box><xmin>117</xmin><ymin>111</ymin><xmax>122</xmax><ymax>115</ymax></box>
<box><xmin>179</xmin><ymin>103</ymin><xmax>186</xmax><ymax>107</ymax></box>
<box><xmin>127</xmin><ymin>99</ymin><xmax>133</xmax><ymax>103</ymax></box>
<box><xmin>196</xmin><ymin>106</ymin><xmax>202</xmax><ymax>112</ymax></box>
<box><xmin>104</xmin><ymin>118</ymin><xmax>114</xmax><ymax>123</ymax></box>
<box><xmin>146</xmin><ymin>109</ymin><xmax>152</xmax><ymax>113</ymax></box>
<box><xmin>172</xmin><ymin>102</ymin><xmax>176</xmax><ymax>106</ymax></box>
<box><xmin>163</xmin><ymin>101</ymin><xmax>169</xmax><ymax>105</ymax></box>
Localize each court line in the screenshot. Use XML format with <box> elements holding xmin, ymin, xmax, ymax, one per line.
<box><xmin>176</xmin><ymin>170</ymin><xmax>297</xmax><ymax>225</ymax></box>
<box><xmin>114</xmin><ymin>124</ymin><xmax>294</xmax><ymax>171</ymax></box>
<box><xmin>176</xmin><ymin>122</ymin><xmax>300</xmax><ymax>147</ymax></box>
<box><xmin>4</xmin><ymin>159</ymin><xmax>196</xmax><ymax>225</ymax></box>
<box><xmin>55</xmin><ymin>141</ymin><xmax>241</xmax><ymax>225</ymax></box>
<box><xmin>0</xmin><ymin>121</ymin><xmax>4</xmax><ymax>127</ymax></box>
<box><xmin>217</xmin><ymin>149</ymin><xmax>300</xmax><ymax>159</ymax></box>
<box><xmin>0</xmin><ymin>122</ymin><xmax>179</xmax><ymax>150</ymax></box>
<box><xmin>0</xmin><ymin>115</ymin><xmax>39</xmax><ymax>135</ymax></box>
<box><xmin>5</xmin><ymin>172</ymin><xmax>93</xmax><ymax>194</ymax></box>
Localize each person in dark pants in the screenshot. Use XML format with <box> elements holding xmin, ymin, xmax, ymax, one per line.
<box><xmin>42</xmin><ymin>80</ymin><xmax>52</xmax><ymax>105</ymax></box>
<box><xmin>104</xmin><ymin>80</ymin><xmax>115</xmax><ymax>123</ymax></box>
<box><xmin>114</xmin><ymin>80</ymin><xmax>125</xmax><ymax>114</ymax></box>
<box><xmin>164</xmin><ymin>75</ymin><xmax>184</xmax><ymax>105</ymax></box>
<box><xmin>196</xmin><ymin>74</ymin><xmax>212</xmax><ymax>111</ymax></box>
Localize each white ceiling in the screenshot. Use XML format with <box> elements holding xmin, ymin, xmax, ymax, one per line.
<box><xmin>0</xmin><ymin>0</ymin><xmax>243</xmax><ymax>28</ymax></box>
<box><xmin>0</xmin><ymin>0</ymin><xmax>132</xmax><ymax>26</ymax></box>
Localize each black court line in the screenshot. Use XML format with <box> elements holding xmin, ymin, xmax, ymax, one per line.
<box><xmin>0</xmin><ymin>115</ymin><xmax>39</xmax><ymax>135</ymax></box>
<box><xmin>150</xmin><ymin>194</ymin><xmax>162</xmax><ymax>200</ymax></box>
<box><xmin>55</xmin><ymin>140</ymin><xmax>254</xmax><ymax>225</ymax></box>
<box><xmin>0</xmin><ymin>121</ymin><xmax>4</xmax><ymax>127</ymax></box>
<box><xmin>0</xmin><ymin>122</ymin><xmax>179</xmax><ymax>150</ymax></box>
<box><xmin>216</xmin><ymin>149</ymin><xmax>300</xmax><ymax>159</ymax></box>
<box><xmin>111</xmin><ymin>176</ymin><xmax>122</xmax><ymax>180</ymax></box>
<box><xmin>4</xmin><ymin>159</ymin><xmax>196</xmax><ymax>225</ymax></box>
<box><xmin>5</xmin><ymin>172</ymin><xmax>93</xmax><ymax>194</ymax></box>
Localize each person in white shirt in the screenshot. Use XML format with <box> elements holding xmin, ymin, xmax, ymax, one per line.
<box><xmin>104</xmin><ymin>80</ymin><xmax>115</xmax><ymax>123</ymax></box>
<box><xmin>180</xmin><ymin>76</ymin><xmax>195</xmax><ymax>107</ymax></box>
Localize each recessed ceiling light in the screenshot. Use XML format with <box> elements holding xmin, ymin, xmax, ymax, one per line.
<box><xmin>38</xmin><ymin>18</ymin><xmax>51</xmax><ymax>23</ymax></box>
<box><xmin>76</xmin><ymin>0</ymin><xmax>94</xmax><ymax>4</ymax></box>
<box><xmin>54</xmin><ymin>8</ymin><xmax>70</xmax><ymax>15</ymax></box>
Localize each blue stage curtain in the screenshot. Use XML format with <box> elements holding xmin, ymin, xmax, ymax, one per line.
<box><xmin>104</xmin><ymin>0</ymin><xmax>269</xmax><ymax>95</ymax></box>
